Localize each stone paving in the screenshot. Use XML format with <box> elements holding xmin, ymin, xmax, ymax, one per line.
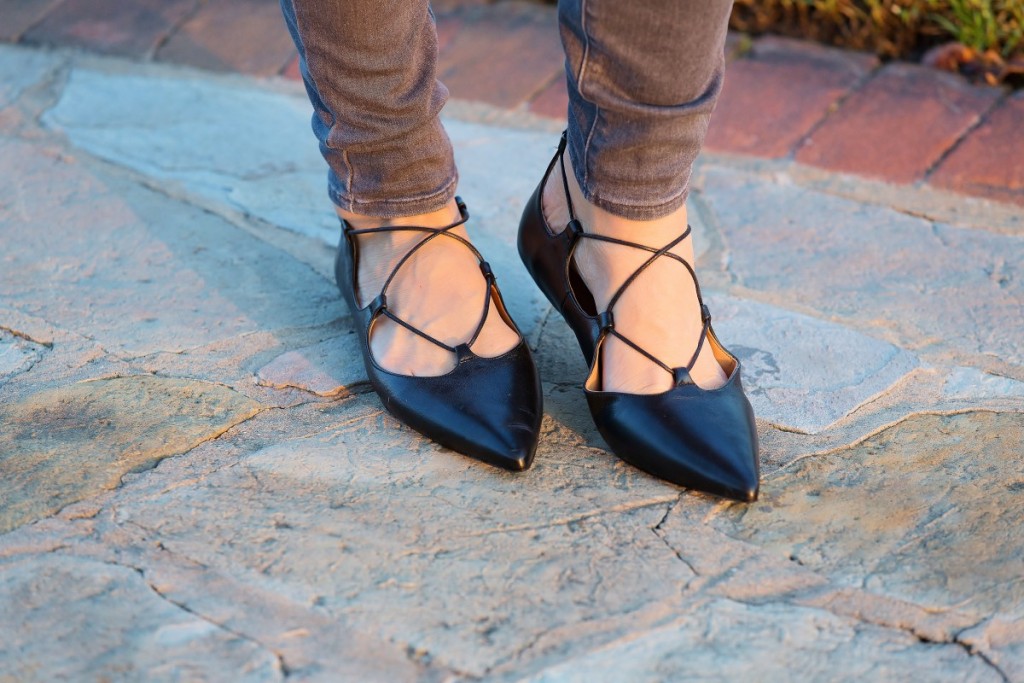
<box><xmin>1</xmin><ymin>39</ymin><xmax>1023</xmax><ymax>682</ymax></box>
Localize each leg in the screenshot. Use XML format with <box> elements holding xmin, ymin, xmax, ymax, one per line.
<box><xmin>280</xmin><ymin>0</ymin><xmax>516</xmax><ymax>375</ymax></box>
<box><xmin>545</xmin><ymin>0</ymin><xmax>734</xmax><ymax>392</ymax></box>
<box><xmin>521</xmin><ymin>0</ymin><xmax>758</xmax><ymax>499</ymax></box>
<box><xmin>280</xmin><ymin>0</ymin><xmax>454</xmax><ymax>217</ymax></box>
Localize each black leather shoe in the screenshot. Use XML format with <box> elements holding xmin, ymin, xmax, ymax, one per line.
<box><xmin>517</xmin><ymin>134</ymin><xmax>759</xmax><ymax>501</ymax></box>
<box><xmin>336</xmin><ymin>198</ymin><xmax>542</xmax><ymax>471</ymax></box>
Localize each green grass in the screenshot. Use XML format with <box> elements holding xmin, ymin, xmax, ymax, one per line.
<box><xmin>728</xmin><ymin>0</ymin><xmax>1024</xmax><ymax>60</ymax></box>
<box><xmin>932</xmin><ymin>0</ymin><xmax>1024</xmax><ymax>56</ymax></box>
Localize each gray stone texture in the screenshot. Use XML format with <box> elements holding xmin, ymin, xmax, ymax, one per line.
<box><xmin>522</xmin><ymin>600</ymin><xmax>1000</xmax><ymax>683</ymax></box>
<box><xmin>0</xmin><ymin>45</ymin><xmax>59</xmax><ymax>109</ymax></box>
<box><xmin>944</xmin><ymin>365</ymin><xmax>1024</xmax><ymax>400</ymax></box>
<box><xmin>0</xmin><ymin>554</ymin><xmax>283</xmax><ymax>682</ymax></box>
<box><xmin>710</xmin><ymin>411</ymin><xmax>1024</xmax><ymax>621</ymax></box>
<box><xmin>698</xmin><ymin>166</ymin><xmax>1024</xmax><ymax>379</ymax></box>
<box><xmin>1</xmin><ymin>45</ymin><xmax>1022</xmax><ymax>681</ymax></box>
<box><xmin>0</xmin><ymin>135</ymin><xmax>340</xmax><ymax>358</ymax></box>
<box><xmin>706</xmin><ymin>295</ymin><xmax>918</xmax><ymax>433</ymax></box>
<box><xmin>256</xmin><ymin>332</ymin><xmax>366</xmax><ymax>397</ymax></box>
<box><xmin>0</xmin><ymin>330</ymin><xmax>45</xmax><ymax>384</ymax></box>
<box><xmin>42</xmin><ymin>66</ymin><xmax>338</xmax><ymax>245</ymax></box>
<box><xmin>0</xmin><ymin>375</ymin><xmax>261</xmax><ymax>534</ymax></box>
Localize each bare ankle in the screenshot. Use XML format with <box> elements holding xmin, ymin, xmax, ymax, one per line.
<box><xmin>540</xmin><ymin>146</ymin><xmax>726</xmax><ymax>393</ymax></box>
<box><xmin>336</xmin><ymin>199</ymin><xmax>461</xmax><ymax>232</ymax></box>
<box><xmin>543</xmin><ymin>150</ymin><xmax>688</xmax><ymax>241</ymax></box>
<box><xmin>336</xmin><ymin>196</ymin><xmax>518</xmax><ymax>376</ymax></box>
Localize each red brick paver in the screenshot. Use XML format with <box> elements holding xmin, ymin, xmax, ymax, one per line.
<box><xmin>435</xmin><ymin>13</ymin><xmax>463</xmax><ymax>55</ymax></box>
<box><xmin>705</xmin><ymin>37</ymin><xmax>878</xmax><ymax>158</ymax></box>
<box><xmin>157</xmin><ymin>0</ymin><xmax>294</xmax><ymax>77</ymax></box>
<box><xmin>929</xmin><ymin>91</ymin><xmax>1024</xmax><ymax>206</ymax></box>
<box><xmin>795</xmin><ymin>62</ymin><xmax>1003</xmax><ymax>184</ymax></box>
<box><xmin>22</xmin><ymin>0</ymin><xmax>197</xmax><ymax>58</ymax></box>
<box><xmin>281</xmin><ymin>53</ymin><xmax>301</xmax><ymax>81</ymax></box>
<box><xmin>430</xmin><ymin>0</ymin><xmax>492</xmax><ymax>11</ymax></box>
<box><xmin>436</xmin><ymin>1</ymin><xmax>562</xmax><ymax>109</ymax></box>
<box><xmin>527</xmin><ymin>74</ymin><xmax>567</xmax><ymax>120</ymax></box>
<box><xmin>0</xmin><ymin>0</ymin><xmax>64</xmax><ymax>41</ymax></box>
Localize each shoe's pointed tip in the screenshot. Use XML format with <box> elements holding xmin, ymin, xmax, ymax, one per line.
<box><xmin>505</xmin><ymin>436</ymin><xmax>538</xmax><ymax>473</ymax></box>
<box><xmin>715</xmin><ymin>483</ymin><xmax>757</xmax><ymax>503</ymax></box>
<box><xmin>481</xmin><ymin>446</ymin><xmax>534</xmax><ymax>472</ymax></box>
<box><xmin>732</xmin><ymin>473</ymin><xmax>760</xmax><ymax>503</ymax></box>
<box><xmin>724</xmin><ymin>449</ymin><xmax>760</xmax><ymax>503</ymax></box>
<box><xmin>709</xmin><ymin>463</ymin><xmax>759</xmax><ymax>503</ymax></box>
<box><xmin>509</xmin><ymin>452</ymin><xmax>533</xmax><ymax>472</ymax></box>
<box><xmin>465</xmin><ymin>426</ymin><xmax>538</xmax><ymax>473</ymax></box>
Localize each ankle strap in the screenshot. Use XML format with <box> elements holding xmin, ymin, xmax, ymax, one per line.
<box><xmin>557</xmin><ymin>132</ymin><xmax>577</xmax><ymax>223</ymax></box>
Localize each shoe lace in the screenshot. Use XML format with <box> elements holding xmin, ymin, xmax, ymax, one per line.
<box><xmin>343</xmin><ymin>198</ymin><xmax>497</xmax><ymax>355</ymax></box>
<box><xmin>557</xmin><ymin>134</ymin><xmax>712</xmax><ymax>385</ymax></box>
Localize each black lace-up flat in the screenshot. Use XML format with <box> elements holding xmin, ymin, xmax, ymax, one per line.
<box><xmin>336</xmin><ymin>198</ymin><xmax>542</xmax><ymax>471</ymax></box>
<box><xmin>517</xmin><ymin>134</ymin><xmax>759</xmax><ymax>501</ymax></box>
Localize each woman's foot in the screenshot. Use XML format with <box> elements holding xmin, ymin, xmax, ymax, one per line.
<box><xmin>540</xmin><ymin>155</ymin><xmax>727</xmax><ymax>394</ymax></box>
<box><xmin>338</xmin><ymin>199</ymin><xmax>519</xmax><ymax>376</ymax></box>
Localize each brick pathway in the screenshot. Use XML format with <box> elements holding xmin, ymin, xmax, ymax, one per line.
<box><xmin>2</xmin><ymin>0</ymin><xmax>1020</xmax><ymax>207</ymax></box>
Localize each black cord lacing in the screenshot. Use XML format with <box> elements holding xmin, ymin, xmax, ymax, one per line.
<box><xmin>557</xmin><ymin>133</ymin><xmax>712</xmax><ymax>381</ymax></box>
<box><xmin>344</xmin><ymin>199</ymin><xmax>496</xmax><ymax>354</ymax></box>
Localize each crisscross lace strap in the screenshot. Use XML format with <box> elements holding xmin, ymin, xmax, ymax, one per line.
<box><xmin>556</xmin><ymin>136</ymin><xmax>711</xmax><ymax>378</ymax></box>
<box><xmin>344</xmin><ymin>200</ymin><xmax>496</xmax><ymax>353</ymax></box>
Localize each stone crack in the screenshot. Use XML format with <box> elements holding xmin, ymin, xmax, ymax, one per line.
<box><xmin>109</xmin><ymin>559</ymin><xmax>291</xmax><ymax>681</ymax></box>
<box><xmin>0</xmin><ymin>324</ymin><xmax>52</xmax><ymax>348</ymax></box>
<box><xmin>949</xmin><ymin>625</ymin><xmax>1010</xmax><ymax>683</ymax></box>
<box><xmin>722</xmin><ymin>595</ymin><xmax>1010</xmax><ymax>680</ymax></box>
<box><xmin>778</xmin><ymin>408</ymin><xmax>1004</xmax><ymax>472</ymax></box>
<box><xmin>456</xmin><ymin>496</ymin><xmax>678</xmax><ymax>540</ymax></box>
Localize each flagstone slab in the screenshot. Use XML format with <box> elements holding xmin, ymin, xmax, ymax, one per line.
<box><xmin>0</xmin><ymin>45</ymin><xmax>60</xmax><ymax>108</ymax></box>
<box><xmin>0</xmin><ymin>136</ymin><xmax>340</xmax><ymax>358</ymax></box>
<box><xmin>700</xmin><ymin>167</ymin><xmax>1024</xmax><ymax>372</ymax></box>
<box><xmin>654</xmin><ymin>505</ymin><xmax>983</xmax><ymax>644</ymax></box>
<box><xmin>106</xmin><ymin>395</ymin><xmax>693</xmax><ymax>676</ymax></box>
<box><xmin>255</xmin><ymin>331</ymin><xmax>365</xmax><ymax>397</ymax></box>
<box><xmin>42</xmin><ymin>65</ymin><xmax>335</xmax><ymax>242</ymax></box>
<box><xmin>0</xmin><ymin>553</ymin><xmax>281</xmax><ymax>682</ymax></box>
<box><xmin>712</xmin><ymin>295</ymin><xmax>918</xmax><ymax>433</ymax></box>
<box><xmin>0</xmin><ymin>330</ymin><xmax>45</xmax><ymax>385</ymax></box>
<box><xmin>709</xmin><ymin>411</ymin><xmax>1024</xmax><ymax>621</ymax></box>
<box><xmin>101</xmin><ymin>540</ymin><xmax>451</xmax><ymax>682</ymax></box>
<box><xmin>958</xmin><ymin>616</ymin><xmax>1024</xmax><ymax>682</ymax></box>
<box><xmin>943</xmin><ymin>366</ymin><xmax>1024</xmax><ymax>401</ymax></box>
<box><xmin>0</xmin><ymin>375</ymin><xmax>261</xmax><ymax>534</ymax></box>
<box><xmin>518</xmin><ymin>599</ymin><xmax>999</xmax><ymax>683</ymax></box>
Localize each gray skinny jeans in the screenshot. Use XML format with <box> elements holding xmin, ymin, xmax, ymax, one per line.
<box><xmin>280</xmin><ymin>0</ymin><xmax>733</xmax><ymax>220</ymax></box>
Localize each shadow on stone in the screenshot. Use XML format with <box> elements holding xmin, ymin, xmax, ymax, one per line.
<box><xmin>0</xmin><ymin>375</ymin><xmax>261</xmax><ymax>534</ymax></box>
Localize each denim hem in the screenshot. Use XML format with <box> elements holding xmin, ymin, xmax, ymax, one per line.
<box><xmin>581</xmin><ymin>185</ymin><xmax>690</xmax><ymax>221</ymax></box>
<box><xmin>327</xmin><ymin>173</ymin><xmax>459</xmax><ymax>219</ymax></box>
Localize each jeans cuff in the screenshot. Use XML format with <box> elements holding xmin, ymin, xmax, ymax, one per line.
<box><xmin>327</xmin><ymin>172</ymin><xmax>459</xmax><ymax>219</ymax></box>
<box><xmin>578</xmin><ymin>184</ymin><xmax>691</xmax><ymax>221</ymax></box>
